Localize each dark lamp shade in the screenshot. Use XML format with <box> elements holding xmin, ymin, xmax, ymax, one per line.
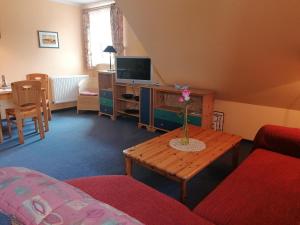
<box><xmin>103</xmin><ymin>45</ymin><xmax>117</xmax><ymax>53</ymax></box>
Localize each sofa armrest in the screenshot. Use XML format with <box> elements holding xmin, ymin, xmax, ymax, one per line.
<box><xmin>253</xmin><ymin>125</ymin><xmax>300</xmax><ymax>157</ymax></box>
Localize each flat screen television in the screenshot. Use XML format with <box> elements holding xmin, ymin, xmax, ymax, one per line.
<box><xmin>116</xmin><ymin>56</ymin><xmax>152</xmax><ymax>84</ymax></box>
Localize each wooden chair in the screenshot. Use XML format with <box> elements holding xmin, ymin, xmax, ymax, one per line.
<box><xmin>26</xmin><ymin>73</ymin><xmax>52</xmax><ymax>120</ymax></box>
<box><xmin>77</xmin><ymin>77</ymin><xmax>99</xmax><ymax>113</ymax></box>
<box><xmin>6</xmin><ymin>81</ymin><xmax>45</xmax><ymax>144</ymax></box>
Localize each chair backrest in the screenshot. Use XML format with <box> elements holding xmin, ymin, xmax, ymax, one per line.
<box><xmin>26</xmin><ymin>73</ymin><xmax>49</xmax><ymax>99</ymax></box>
<box><xmin>12</xmin><ymin>81</ymin><xmax>41</xmax><ymax>107</ymax></box>
<box><xmin>78</xmin><ymin>76</ymin><xmax>98</xmax><ymax>94</ymax></box>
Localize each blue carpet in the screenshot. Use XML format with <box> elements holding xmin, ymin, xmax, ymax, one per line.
<box><xmin>0</xmin><ymin>109</ymin><xmax>253</xmax><ymax>224</ymax></box>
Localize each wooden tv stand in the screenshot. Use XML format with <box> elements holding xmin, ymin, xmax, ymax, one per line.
<box><xmin>98</xmin><ymin>71</ymin><xmax>215</xmax><ymax>131</ymax></box>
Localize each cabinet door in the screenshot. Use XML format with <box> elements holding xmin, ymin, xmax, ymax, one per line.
<box><xmin>100</xmin><ymin>90</ymin><xmax>113</xmax><ymax>99</ymax></box>
<box><xmin>100</xmin><ymin>90</ymin><xmax>113</xmax><ymax>115</ymax></box>
<box><xmin>154</xmin><ymin>109</ymin><xmax>182</xmax><ymax>131</ymax></box>
<box><xmin>188</xmin><ymin>115</ymin><xmax>201</xmax><ymax>126</ymax></box>
<box><xmin>140</xmin><ymin>87</ymin><xmax>151</xmax><ymax>125</ymax></box>
<box><xmin>100</xmin><ymin>105</ymin><xmax>113</xmax><ymax>115</ymax></box>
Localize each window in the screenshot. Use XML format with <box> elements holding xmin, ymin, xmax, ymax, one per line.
<box><xmin>89</xmin><ymin>7</ymin><xmax>113</xmax><ymax>67</ymax></box>
<box><xmin>83</xmin><ymin>3</ymin><xmax>123</xmax><ymax>69</ymax></box>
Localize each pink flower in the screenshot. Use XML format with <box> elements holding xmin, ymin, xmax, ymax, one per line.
<box><xmin>182</xmin><ymin>89</ymin><xmax>191</xmax><ymax>98</ymax></box>
<box><xmin>178</xmin><ymin>96</ymin><xmax>184</xmax><ymax>103</ymax></box>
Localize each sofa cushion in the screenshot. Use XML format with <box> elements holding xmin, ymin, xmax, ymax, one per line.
<box><xmin>79</xmin><ymin>91</ymin><xmax>98</xmax><ymax>96</ymax></box>
<box><xmin>253</xmin><ymin>125</ymin><xmax>300</xmax><ymax>157</ymax></box>
<box><xmin>193</xmin><ymin>149</ymin><xmax>300</xmax><ymax>225</ymax></box>
<box><xmin>0</xmin><ymin>167</ymin><xmax>144</xmax><ymax>225</ymax></box>
<box><xmin>67</xmin><ymin>175</ymin><xmax>214</xmax><ymax>225</ymax></box>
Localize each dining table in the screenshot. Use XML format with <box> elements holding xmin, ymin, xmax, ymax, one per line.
<box><xmin>0</xmin><ymin>88</ymin><xmax>12</xmax><ymax>100</ymax></box>
<box><xmin>0</xmin><ymin>87</ymin><xmax>49</xmax><ymax>132</ymax></box>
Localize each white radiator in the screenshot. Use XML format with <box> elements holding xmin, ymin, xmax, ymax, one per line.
<box><xmin>51</xmin><ymin>75</ymin><xmax>88</xmax><ymax>104</ymax></box>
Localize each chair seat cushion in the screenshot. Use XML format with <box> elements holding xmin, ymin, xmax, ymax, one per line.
<box><xmin>80</xmin><ymin>91</ymin><xmax>98</xmax><ymax>96</ymax></box>
<box><xmin>67</xmin><ymin>175</ymin><xmax>214</xmax><ymax>225</ymax></box>
<box><xmin>193</xmin><ymin>149</ymin><xmax>300</xmax><ymax>225</ymax></box>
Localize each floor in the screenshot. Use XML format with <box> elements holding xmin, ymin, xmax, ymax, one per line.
<box><xmin>0</xmin><ymin>109</ymin><xmax>253</xmax><ymax>224</ymax></box>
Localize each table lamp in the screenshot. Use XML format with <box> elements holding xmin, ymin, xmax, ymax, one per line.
<box><xmin>103</xmin><ymin>45</ymin><xmax>117</xmax><ymax>71</ymax></box>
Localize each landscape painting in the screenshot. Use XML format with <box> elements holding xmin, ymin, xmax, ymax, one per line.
<box><xmin>38</xmin><ymin>31</ymin><xmax>59</xmax><ymax>48</ymax></box>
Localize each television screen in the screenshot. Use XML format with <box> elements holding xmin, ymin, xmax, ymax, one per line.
<box><xmin>116</xmin><ymin>57</ymin><xmax>152</xmax><ymax>84</ymax></box>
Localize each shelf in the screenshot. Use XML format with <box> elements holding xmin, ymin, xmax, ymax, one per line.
<box><xmin>189</xmin><ymin>111</ymin><xmax>201</xmax><ymax>117</ymax></box>
<box><xmin>155</xmin><ymin>105</ymin><xmax>181</xmax><ymax>113</ymax></box>
<box><xmin>101</xmin><ymin>88</ymin><xmax>113</xmax><ymax>92</ymax></box>
<box><xmin>116</xmin><ymin>97</ymin><xmax>139</xmax><ymax>104</ymax></box>
<box><xmin>97</xmin><ymin>70</ymin><xmax>115</xmax><ymax>73</ymax></box>
<box><xmin>153</xmin><ymin>85</ymin><xmax>214</xmax><ymax>96</ymax></box>
<box><xmin>117</xmin><ymin>110</ymin><xmax>140</xmax><ymax>118</ymax></box>
<box><xmin>115</xmin><ymin>83</ymin><xmax>144</xmax><ymax>88</ymax></box>
<box><xmin>154</xmin><ymin>105</ymin><xmax>201</xmax><ymax>117</ymax></box>
<box><xmin>114</xmin><ymin>83</ymin><xmax>128</xmax><ymax>87</ymax></box>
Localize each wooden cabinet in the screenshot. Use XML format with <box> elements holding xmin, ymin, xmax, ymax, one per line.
<box><xmin>98</xmin><ymin>71</ymin><xmax>214</xmax><ymax>131</ymax></box>
<box><xmin>114</xmin><ymin>83</ymin><xmax>140</xmax><ymax>119</ymax></box>
<box><xmin>153</xmin><ymin>108</ymin><xmax>202</xmax><ymax>131</ymax></box>
<box><xmin>98</xmin><ymin>71</ymin><xmax>115</xmax><ymax>119</ymax></box>
<box><xmin>152</xmin><ymin>86</ymin><xmax>214</xmax><ymax>131</ymax></box>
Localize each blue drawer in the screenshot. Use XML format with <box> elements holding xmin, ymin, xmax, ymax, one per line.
<box><xmin>100</xmin><ymin>105</ymin><xmax>113</xmax><ymax>115</ymax></box>
<box><xmin>154</xmin><ymin>118</ymin><xmax>181</xmax><ymax>131</ymax></box>
<box><xmin>154</xmin><ymin>108</ymin><xmax>201</xmax><ymax>126</ymax></box>
<box><xmin>188</xmin><ymin>115</ymin><xmax>201</xmax><ymax>126</ymax></box>
<box><xmin>100</xmin><ymin>97</ymin><xmax>113</xmax><ymax>107</ymax></box>
<box><xmin>154</xmin><ymin>109</ymin><xmax>182</xmax><ymax>124</ymax></box>
<box><xmin>100</xmin><ymin>90</ymin><xmax>113</xmax><ymax>99</ymax></box>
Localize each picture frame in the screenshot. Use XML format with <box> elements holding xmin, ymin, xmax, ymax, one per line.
<box><xmin>37</xmin><ymin>31</ymin><xmax>59</xmax><ymax>48</ymax></box>
<box><xmin>213</xmin><ymin>111</ymin><xmax>224</xmax><ymax>131</ymax></box>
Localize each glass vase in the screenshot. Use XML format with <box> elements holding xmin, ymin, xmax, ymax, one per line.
<box><xmin>181</xmin><ymin>105</ymin><xmax>189</xmax><ymax>145</ymax></box>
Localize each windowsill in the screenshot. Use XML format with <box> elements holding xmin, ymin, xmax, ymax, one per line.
<box><xmin>93</xmin><ymin>64</ymin><xmax>115</xmax><ymax>71</ymax></box>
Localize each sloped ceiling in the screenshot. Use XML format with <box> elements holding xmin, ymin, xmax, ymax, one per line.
<box><xmin>117</xmin><ymin>0</ymin><xmax>300</xmax><ymax>109</ymax></box>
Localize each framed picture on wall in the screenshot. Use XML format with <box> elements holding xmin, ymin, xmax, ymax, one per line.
<box><xmin>38</xmin><ymin>31</ymin><xmax>59</xmax><ymax>48</ymax></box>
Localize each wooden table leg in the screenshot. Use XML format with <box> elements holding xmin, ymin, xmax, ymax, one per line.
<box><xmin>180</xmin><ymin>180</ymin><xmax>188</xmax><ymax>203</ymax></box>
<box><xmin>41</xmin><ymin>90</ymin><xmax>49</xmax><ymax>132</ymax></box>
<box><xmin>232</xmin><ymin>144</ymin><xmax>240</xmax><ymax>169</ymax></box>
<box><xmin>125</xmin><ymin>156</ymin><xmax>133</xmax><ymax>176</ymax></box>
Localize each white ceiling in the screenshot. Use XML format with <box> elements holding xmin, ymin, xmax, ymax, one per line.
<box><xmin>50</xmin><ymin>0</ymin><xmax>102</xmax><ymax>5</ymax></box>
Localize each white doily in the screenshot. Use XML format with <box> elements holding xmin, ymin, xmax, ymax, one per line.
<box><xmin>169</xmin><ymin>138</ymin><xmax>206</xmax><ymax>152</ymax></box>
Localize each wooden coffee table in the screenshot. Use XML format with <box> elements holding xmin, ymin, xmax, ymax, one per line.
<box><xmin>123</xmin><ymin>125</ymin><xmax>242</xmax><ymax>202</ymax></box>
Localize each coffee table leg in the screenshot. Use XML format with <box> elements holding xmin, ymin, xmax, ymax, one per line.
<box><xmin>180</xmin><ymin>180</ymin><xmax>188</xmax><ymax>203</ymax></box>
<box><xmin>125</xmin><ymin>156</ymin><xmax>133</xmax><ymax>176</ymax></box>
<box><xmin>232</xmin><ymin>144</ymin><xmax>240</xmax><ymax>169</ymax></box>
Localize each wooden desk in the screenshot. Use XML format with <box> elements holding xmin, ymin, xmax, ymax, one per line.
<box><xmin>0</xmin><ymin>88</ymin><xmax>49</xmax><ymax>132</ymax></box>
<box><xmin>123</xmin><ymin>125</ymin><xmax>242</xmax><ymax>203</ymax></box>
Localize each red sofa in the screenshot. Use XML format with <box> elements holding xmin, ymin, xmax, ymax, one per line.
<box><xmin>67</xmin><ymin>125</ymin><xmax>300</xmax><ymax>225</ymax></box>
